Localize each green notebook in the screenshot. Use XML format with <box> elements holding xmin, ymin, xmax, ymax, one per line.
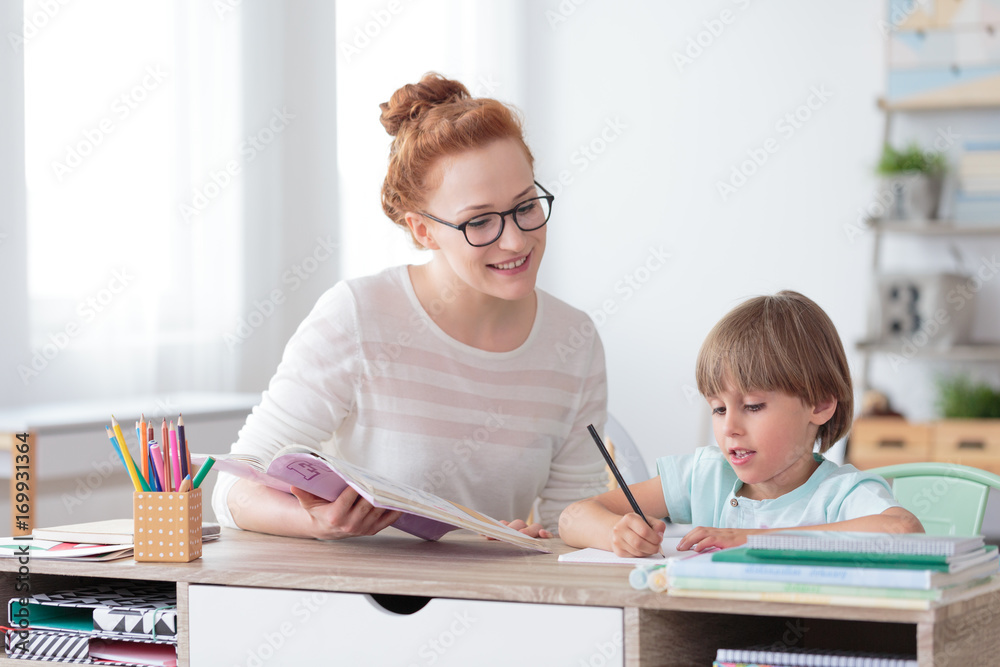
<box><xmin>711</xmin><ymin>544</ymin><xmax>998</xmax><ymax>572</ymax></box>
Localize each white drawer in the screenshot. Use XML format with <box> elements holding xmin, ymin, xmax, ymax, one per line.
<box><xmin>188</xmin><ymin>584</ymin><xmax>623</xmax><ymax>666</ymax></box>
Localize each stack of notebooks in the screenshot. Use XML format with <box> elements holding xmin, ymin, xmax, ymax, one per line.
<box><xmin>6</xmin><ymin>581</ymin><xmax>178</xmax><ymax>666</ymax></box>
<box><xmin>0</xmin><ymin>520</ymin><xmax>221</xmax><ymax>562</ymax></box>
<box><xmin>644</xmin><ymin>530</ymin><xmax>1000</xmax><ymax>610</ymax></box>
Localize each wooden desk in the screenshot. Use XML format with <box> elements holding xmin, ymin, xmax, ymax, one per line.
<box><xmin>0</xmin><ymin>529</ymin><xmax>998</xmax><ymax>666</ymax></box>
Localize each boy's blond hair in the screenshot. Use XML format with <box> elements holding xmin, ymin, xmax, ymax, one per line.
<box><xmin>695</xmin><ymin>290</ymin><xmax>853</xmax><ymax>452</ymax></box>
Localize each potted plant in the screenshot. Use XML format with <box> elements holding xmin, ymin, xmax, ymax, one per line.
<box><xmin>932</xmin><ymin>375</ymin><xmax>1000</xmax><ymax>473</ymax></box>
<box><xmin>876</xmin><ymin>142</ymin><xmax>947</xmax><ymax>221</ymax></box>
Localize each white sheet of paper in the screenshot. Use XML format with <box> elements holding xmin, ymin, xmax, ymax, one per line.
<box><xmin>558</xmin><ymin>537</ymin><xmax>694</xmax><ymax>564</ymax></box>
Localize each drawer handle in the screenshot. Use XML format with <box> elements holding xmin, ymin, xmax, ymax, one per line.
<box><xmin>958</xmin><ymin>440</ymin><xmax>985</xmax><ymax>450</ymax></box>
<box><xmin>877</xmin><ymin>440</ymin><xmax>905</xmax><ymax>448</ymax></box>
<box><xmin>368</xmin><ymin>593</ymin><xmax>431</xmax><ymax>615</ymax></box>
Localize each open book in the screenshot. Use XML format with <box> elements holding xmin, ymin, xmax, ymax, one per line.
<box><xmin>198</xmin><ymin>445</ymin><xmax>550</xmax><ymax>553</ymax></box>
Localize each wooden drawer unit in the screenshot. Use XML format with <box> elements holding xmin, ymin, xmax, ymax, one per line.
<box><xmin>848</xmin><ymin>418</ymin><xmax>932</xmax><ymax>469</ymax></box>
<box><xmin>931</xmin><ymin>420</ymin><xmax>1000</xmax><ymax>474</ymax></box>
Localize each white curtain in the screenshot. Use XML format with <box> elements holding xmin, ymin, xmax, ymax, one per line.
<box><xmin>7</xmin><ymin>0</ymin><xmax>341</xmax><ymax>405</ymax></box>
<box><xmin>16</xmin><ymin>0</ymin><xmax>242</xmax><ymax>403</ymax></box>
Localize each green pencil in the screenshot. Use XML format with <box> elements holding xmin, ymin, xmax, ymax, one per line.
<box><xmin>191</xmin><ymin>456</ymin><xmax>215</xmax><ymax>489</ymax></box>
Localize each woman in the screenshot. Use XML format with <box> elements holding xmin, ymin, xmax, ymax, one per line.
<box><xmin>212</xmin><ymin>73</ymin><xmax>608</xmax><ymax>540</ymax></box>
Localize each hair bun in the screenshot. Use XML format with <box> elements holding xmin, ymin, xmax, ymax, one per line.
<box><xmin>379</xmin><ymin>72</ymin><xmax>471</xmax><ymax>136</ymax></box>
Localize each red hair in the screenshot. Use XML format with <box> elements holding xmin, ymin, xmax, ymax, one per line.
<box><xmin>380</xmin><ymin>72</ymin><xmax>534</xmax><ymax>247</ymax></box>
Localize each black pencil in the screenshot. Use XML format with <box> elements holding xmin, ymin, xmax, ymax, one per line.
<box><xmin>587</xmin><ymin>423</ymin><xmax>664</xmax><ymax>557</ymax></box>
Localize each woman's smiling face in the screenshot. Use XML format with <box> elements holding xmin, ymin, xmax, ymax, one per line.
<box><xmin>411</xmin><ymin>138</ymin><xmax>545</xmax><ymax>304</ymax></box>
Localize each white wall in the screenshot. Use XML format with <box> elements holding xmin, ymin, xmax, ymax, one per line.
<box><xmin>522</xmin><ymin>0</ymin><xmax>957</xmax><ymax>467</ymax></box>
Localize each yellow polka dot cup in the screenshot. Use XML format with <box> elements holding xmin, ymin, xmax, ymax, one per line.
<box><xmin>133</xmin><ymin>490</ymin><xmax>203</xmax><ymax>562</ymax></box>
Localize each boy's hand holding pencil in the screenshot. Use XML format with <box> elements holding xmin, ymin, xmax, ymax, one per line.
<box><xmin>611</xmin><ymin>513</ymin><xmax>668</xmax><ymax>559</ymax></box>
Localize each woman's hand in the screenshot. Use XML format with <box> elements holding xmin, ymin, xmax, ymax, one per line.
<box><xmin>676</xmin><ymin>525</ymin><xmax>752</xmax><ymax>552</ymax></box>
<box><xmin>291</xmin><ymin>486</ymin><xmax>402</xmax><ymax>540</ymax></box>
<box><xmin>499</xmin><ymin>519</ymin><xmax>552</xmax><ymax>539</ymax></box>
<box><xmin>610</xmin><ymin>513</ymin><xmax>666</xmax><ymax>558</ymax></box>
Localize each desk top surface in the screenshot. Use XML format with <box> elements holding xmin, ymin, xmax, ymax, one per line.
<box><xmin>4</xmin><ymin>528</ymin><xmax>999</xmax><ymax>624</ymax></box>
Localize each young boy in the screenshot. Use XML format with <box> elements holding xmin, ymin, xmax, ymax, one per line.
<box><xmin>559</xmin><ymin>290</ymin><xmax>923</xmax><ymax>557</ymax></box>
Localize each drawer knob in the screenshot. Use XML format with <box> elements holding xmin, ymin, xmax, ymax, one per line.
<box><xmin>957</xmin><ymin>440</ymin><xmax>985</xmax><ymax>450</ymax></box>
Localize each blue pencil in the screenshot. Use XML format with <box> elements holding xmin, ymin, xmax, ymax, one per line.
<box><xmin>105</xmin><ymin>426</ymin><xmax>138</xmax><ymax>491</ymax></box>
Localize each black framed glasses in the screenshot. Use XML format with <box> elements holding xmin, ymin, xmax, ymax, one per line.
<box><xmin>420</xmin><ymin>181</ymin><xmax>554</xmax><ymax>247</ymax></box>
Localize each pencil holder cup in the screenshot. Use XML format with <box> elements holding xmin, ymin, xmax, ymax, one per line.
<box><xmin>133</xmin><ymin>489</ymin><xmax>203</xmax><ymax>563</ymax></box>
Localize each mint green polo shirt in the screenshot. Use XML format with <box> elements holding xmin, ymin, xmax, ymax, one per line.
<box><xmin>657</xmin><ymin>446</ymin><xmax>898</xmax><ymax>529</ymax></box>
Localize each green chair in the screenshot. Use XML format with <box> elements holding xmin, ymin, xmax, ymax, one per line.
<box><xmin>867</xmin><ymin>462</ymin><xmax>1000</xmax><ymax>536</ymax></box>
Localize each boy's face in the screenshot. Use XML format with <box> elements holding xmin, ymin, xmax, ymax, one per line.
<box><xmin>705</xmin><ymin>386</ymin><xmax>833</xmax><ymax>500</ymax></box>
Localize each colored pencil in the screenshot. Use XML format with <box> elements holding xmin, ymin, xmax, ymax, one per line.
<box><xmin>105</xmin><ymin>426</ymin><xmax>133</xmax><ymax>488</ymax></box>
<box><xmin>178</xmin><ymin>475</ymin><xmax>192</xmax><ymax>493</ymax></box>
<box><xmin>147</xmin><ymin>448</ymin><xmax>161</xmax><ymax>492</ymax></box>
<box><xmin>139</xmin><ymin>414</ymin><xmax>149</xmax><ymax>486</ymax></box>
<box><xmin>192</xmin><ymin>456</ymin><xmax>215</xmax><ymax>489</ymax></box>
<box><xmin>161</xmin><ymin>418</ymin><xmax>172</xmax><ymax>492</ymax></box>
<box><xmin>110</xmin><ymin>416</ymin><xmax>149</xmax><ymax>492</ymax></box>
<box><xmin>169</xmin><ymin>422</ymin><xmax>182</xmax><ymax>492</ymax></box>
<box><xmin>177</xmin><ymin>414</ymin><xmax>190</xmax><ymax>481</ymax></box>
<box><xmin>149</xmin><ymin>442</ymin><xmax>167</xmax><ymax>491</ymax></box>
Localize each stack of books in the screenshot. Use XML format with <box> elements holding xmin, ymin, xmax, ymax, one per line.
<box><xmin>0</xmin><ymin>520</ymin><xmax>221</xmax><ymax>562</ymax></box>
<box><xmin>645</xmin><ymin>530</ymin><xmax>999</xmax><ymax>610</ymax></box>
<box><xmin>953</xmin><ymin>138</ymin><xmax>1000</xmax><ymax>224</ymax></box>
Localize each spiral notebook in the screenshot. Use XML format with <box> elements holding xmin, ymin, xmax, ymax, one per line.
<box><xmin>715</xmin><ymin>646</ymin><xmax>917</xmax><ymax>666</ymax></box>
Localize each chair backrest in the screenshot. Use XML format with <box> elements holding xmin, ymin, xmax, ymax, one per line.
<box><xmin>866</xmin><ymin>462</ymin><xmax>1000</xmax><ymax>536</ymax></box>
<box><xmin>605</xmin><ymin>413</ymin><xmax>650</xmax><ymax>487</ymax></box>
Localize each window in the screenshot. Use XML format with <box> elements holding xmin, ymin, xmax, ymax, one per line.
<box><xmin>20</xmin><ymin>0</ymin><xmax>242</xmax><ymax>398</ymax></box>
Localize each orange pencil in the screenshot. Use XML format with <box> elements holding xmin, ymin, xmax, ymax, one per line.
<box><xmin>161</xmin><ymin>417</ymin><xmax>172</xmax><ymax>492</ymax></box>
